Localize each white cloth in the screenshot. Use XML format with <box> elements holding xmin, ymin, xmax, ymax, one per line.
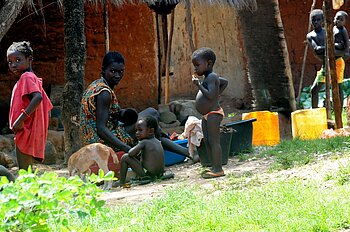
<box><xmin>178</xmin><ymin>116</ymin><xmax>203</xmax><ymax>156</ymax></box>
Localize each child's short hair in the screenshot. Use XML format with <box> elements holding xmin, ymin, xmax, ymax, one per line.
<box><xmin>192</xmin><ymin>47</ymin><xmax>216</xmax><ymax>65</ymax></box>
<box><xmin>117</xmin><ymin>108</ymin><xmax>138</xmax><ymax>126</ymax></box>
<box><xmin>310</xmin><ymin>9</ymin><xmax>324</xmax><ymax>22</ymax></box>
<box><xmin>102</xmin><ymin>51</ymin><xmax>125</xmax><ymax>73</ymax></box>
<box><xmin>335</xmin><ymin>11</ymin><xmax>348</xmax><ymax>20</ymax></box>
<box><xmin>139</xmin><ymin>116</ymin><xmax>159</xmax><ymax>133</ymax></box>
<box><xmin>7</xmin><ymin>41</ymin><xmax>33</xmax><ymax>57</ymax></box>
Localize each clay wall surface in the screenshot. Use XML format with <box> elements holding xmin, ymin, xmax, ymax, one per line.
<box><xmin>0</xmin><ymin>1</ymin><xmax>157</xmax><ymax>111</ymax></box>
<box><xmin>84</xmin><ymin>4</ymin><xmax>157</xmax><ymax>110</ymax></box>
<box><xmin>2</xmin><ymin>1</ymin><xmax>342</xmax><ymax>116</ymax></box>
<box><xmin>170</xmin><ymin>3</ymin><xmax>250</xmax><ymax>111</ymax></box>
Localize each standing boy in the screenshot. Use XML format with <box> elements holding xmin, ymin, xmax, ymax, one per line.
<box><xmin>333</xmin><ymin>10</ymin><xmax>349</xmax><ymax>109</ymax></box>
<box><xmin>192</xmin><ymin>47</ymin><xmax>227</xmax><ymax>179</ymax></box>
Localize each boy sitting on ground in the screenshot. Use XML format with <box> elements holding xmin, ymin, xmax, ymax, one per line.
<box><xmin>117</xmin><ymin>116</ymin><xmax>165</xmax><ymax>187</ymax></box>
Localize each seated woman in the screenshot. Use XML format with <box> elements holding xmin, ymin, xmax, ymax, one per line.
<box><xmin>80</xmin><ymin>51</ymin><xmax>198</xmax><ymax>162</ymax></box>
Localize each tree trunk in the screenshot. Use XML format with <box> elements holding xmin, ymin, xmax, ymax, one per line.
<box><xmin>238</xmin><ymin>0</ymin><xmax>296</xmax><ymax>114</ymax></box>
<box><xmin>0</xmin><ymin>0</ymin><xmax>26</xmax><ymax>42</ymax></box>
<box><xmin>62</xmin><ymin>0</ymin><xmax>86</xmax><ymax>163</ymax></box>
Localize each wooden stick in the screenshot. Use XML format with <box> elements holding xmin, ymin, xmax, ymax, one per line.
<box><xmin>103</xmin><ymin>2</ymin><xmax>109</xmax><ymax>53</ymax></box>
<box><xmin>297</xmin><ymin>0</ymin><xmax>317</xmax><ymax>109</ymax></box>
<box><xmin>323</xmin><ymin>1</ymin><xmax>332</xmax><ymax>120</ymax></box>
<box><xmin>165</xmin><ymin>9</ymin><xmax>175</xmax><ymax>104</ymax></box>
<box><xmin>156</xmin><ymin>13</ymin><xmax>162</xmax><ymax>104</ymax></box>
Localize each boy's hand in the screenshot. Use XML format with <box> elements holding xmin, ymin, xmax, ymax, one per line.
<box><xmin>192</xmin><ymin>74</ymin><xmax>200</xmax><ymax>86</ymax></box>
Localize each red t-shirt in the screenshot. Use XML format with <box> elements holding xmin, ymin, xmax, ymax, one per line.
<box><xmin>9</xmin><ymin>72</ymin><xmax>53</xmax><ymax>162</ymax></box>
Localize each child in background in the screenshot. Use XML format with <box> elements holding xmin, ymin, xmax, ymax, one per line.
<box><xmin>118</xmin><ymin>116</ymin><xmax>165</xmax><ymax>187</ymax></box>
<box><xmin>333</xmin><ymin>10</ymin><xmax>349</xmax><ymax>109</ymax></box>
<box><xmin>307</xmin><ymin>9</ymin><xmax>349</xmax><ymax>109</ymax></box>
<box><xmin>7</xmin><ymin>41</ymin><xmax>53</xmax><ymax>170</ymax></box>
<box><xmin>307</xmin><ymin>9</ymin><xmax>326</xmax><ymax>108</ymax></box>
<box><xmin>333</xmin><ymin>11</ymin><xmax>349</xmax><ymax>59</ymax></box>
<box><xmin>192</xmin><ymin>47</ymin><xmax>227</xmax><ymax>179</ymax></box>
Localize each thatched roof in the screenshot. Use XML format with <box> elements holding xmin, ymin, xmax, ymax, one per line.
<box><xmin>88</xmin><ymin>0</ymin><xmax>257</xmax><ymax>11</ymax></box>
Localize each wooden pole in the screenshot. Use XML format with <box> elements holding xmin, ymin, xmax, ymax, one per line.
<box><xmin>161</xmin><ymin>14</ymin><xmax>168</xmax><ymax>77</ymax></box>
<box><xmin>156</xmin><ymin>13</ymin><xmax>162</xmax><ymax>104</ymax></box>
<box><xmin>103</xmin><ymin>2</ymin><xmax>109</xmax><ymax>53</ymax></box>
<box><xmin>324</xmin><ymin>0</ymin><xmax>343</xmax><ymax>128</ymax></box>
<box><xmin>324</xmin><ymin>39</ymin><xmax>333</xmax><ymax>120</ymax></box>
<box><xmin>297</xmin><ymin>0</ymin><xmax>317</xmax><ymax>109</ymax></box>
<box><xmin>323</xmin><ymin>1</ymin><xmax>332</xmax><ymax>120</ymax></box>
<box><xmin>164</xmin><ymin>9</ymin><xmax>175</xmax><ymax>104</ymax></box>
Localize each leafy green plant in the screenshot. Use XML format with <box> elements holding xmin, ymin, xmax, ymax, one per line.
<box><xmin>299</xmin><ymin>86</ymin><xmax>313</xmax><ymax>109</ymax></box>
<box><xmin>299</xmin><ymin>85</ymin><xmax>326</xmax><ymax>109</ymax></box>
<box><xmin>342</xmin><ymin>78</ymin><xmax>350</xmax><ymax>99</ymax></box>
<box><xmin>299</xmin><ymin>79</ymin><xmax>350</xmax><ymax>109</ymax></box>
<box><xmin>0</xmin><ymin>167</ymin><xmax>113</xmax><ymax>231</ymax></box>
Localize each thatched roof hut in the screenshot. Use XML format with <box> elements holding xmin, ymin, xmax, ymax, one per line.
<box><xmin>0</xmin><ymin>0</ymin><xmax>256</xmax><ymax>43</ymax></box>
<box><xmin>0</xmin><ymin>0</ymin><xmax>257</xmax><ymax>106</ymax></box>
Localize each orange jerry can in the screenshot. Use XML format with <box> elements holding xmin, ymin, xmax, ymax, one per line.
<box><xmin>242</xmin><ymin>111</ymin><xmax>280</xmax><ymax>146</ymax></box>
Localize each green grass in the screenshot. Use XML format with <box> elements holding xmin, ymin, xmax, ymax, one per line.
<box><xmin>61</xmin><ymin>178</ymin><xmax>350</xmax><ymax>232</ymax></box>
<box><xmin>45</xmin><ymin>137</ymin><xmax>350</xmax><ymax>232</ymax></box>
<box><xmin>257</xmin><ymin>136</ymin><xmax>350</xmax><ymax>170</ymax></box>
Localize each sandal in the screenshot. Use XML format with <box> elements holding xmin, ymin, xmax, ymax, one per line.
<box><xmin>112</xmin><ymin>181</ymin><xmax>131</xmax><ymax>188</ymax></box>
<box><xmin>132</xmin><ymin>176</ymin><xmax>153</xmax><ymax>185</ymax></box>
<box><xmin>122</xmin><ymin>183</ymin><xmax>131</xmax><ymax>188</ymax></box>
<box><xmin>201</xmin><ymin>171</ymin><xmax>225</xmax><ymax>179</ymax></box>
<box><xmin>200</xmin><ymin>169</ymin><xmax>211</xmax><ymax>175</ymax></box>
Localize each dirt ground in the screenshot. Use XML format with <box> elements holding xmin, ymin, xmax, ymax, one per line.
<box><xmin>10</xmin><ymin>148</ymin><xmax>350</xmax><ymax>207</ymax></box>
<box><xmin>20</xmin><ymin>153</ymin><xmax>273</xmax><ymax>206</ymax></box>
<box><xmin>99</xmin><ymin>156</ymin><xmax>274</xmax><ymax>206</ymax></box>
